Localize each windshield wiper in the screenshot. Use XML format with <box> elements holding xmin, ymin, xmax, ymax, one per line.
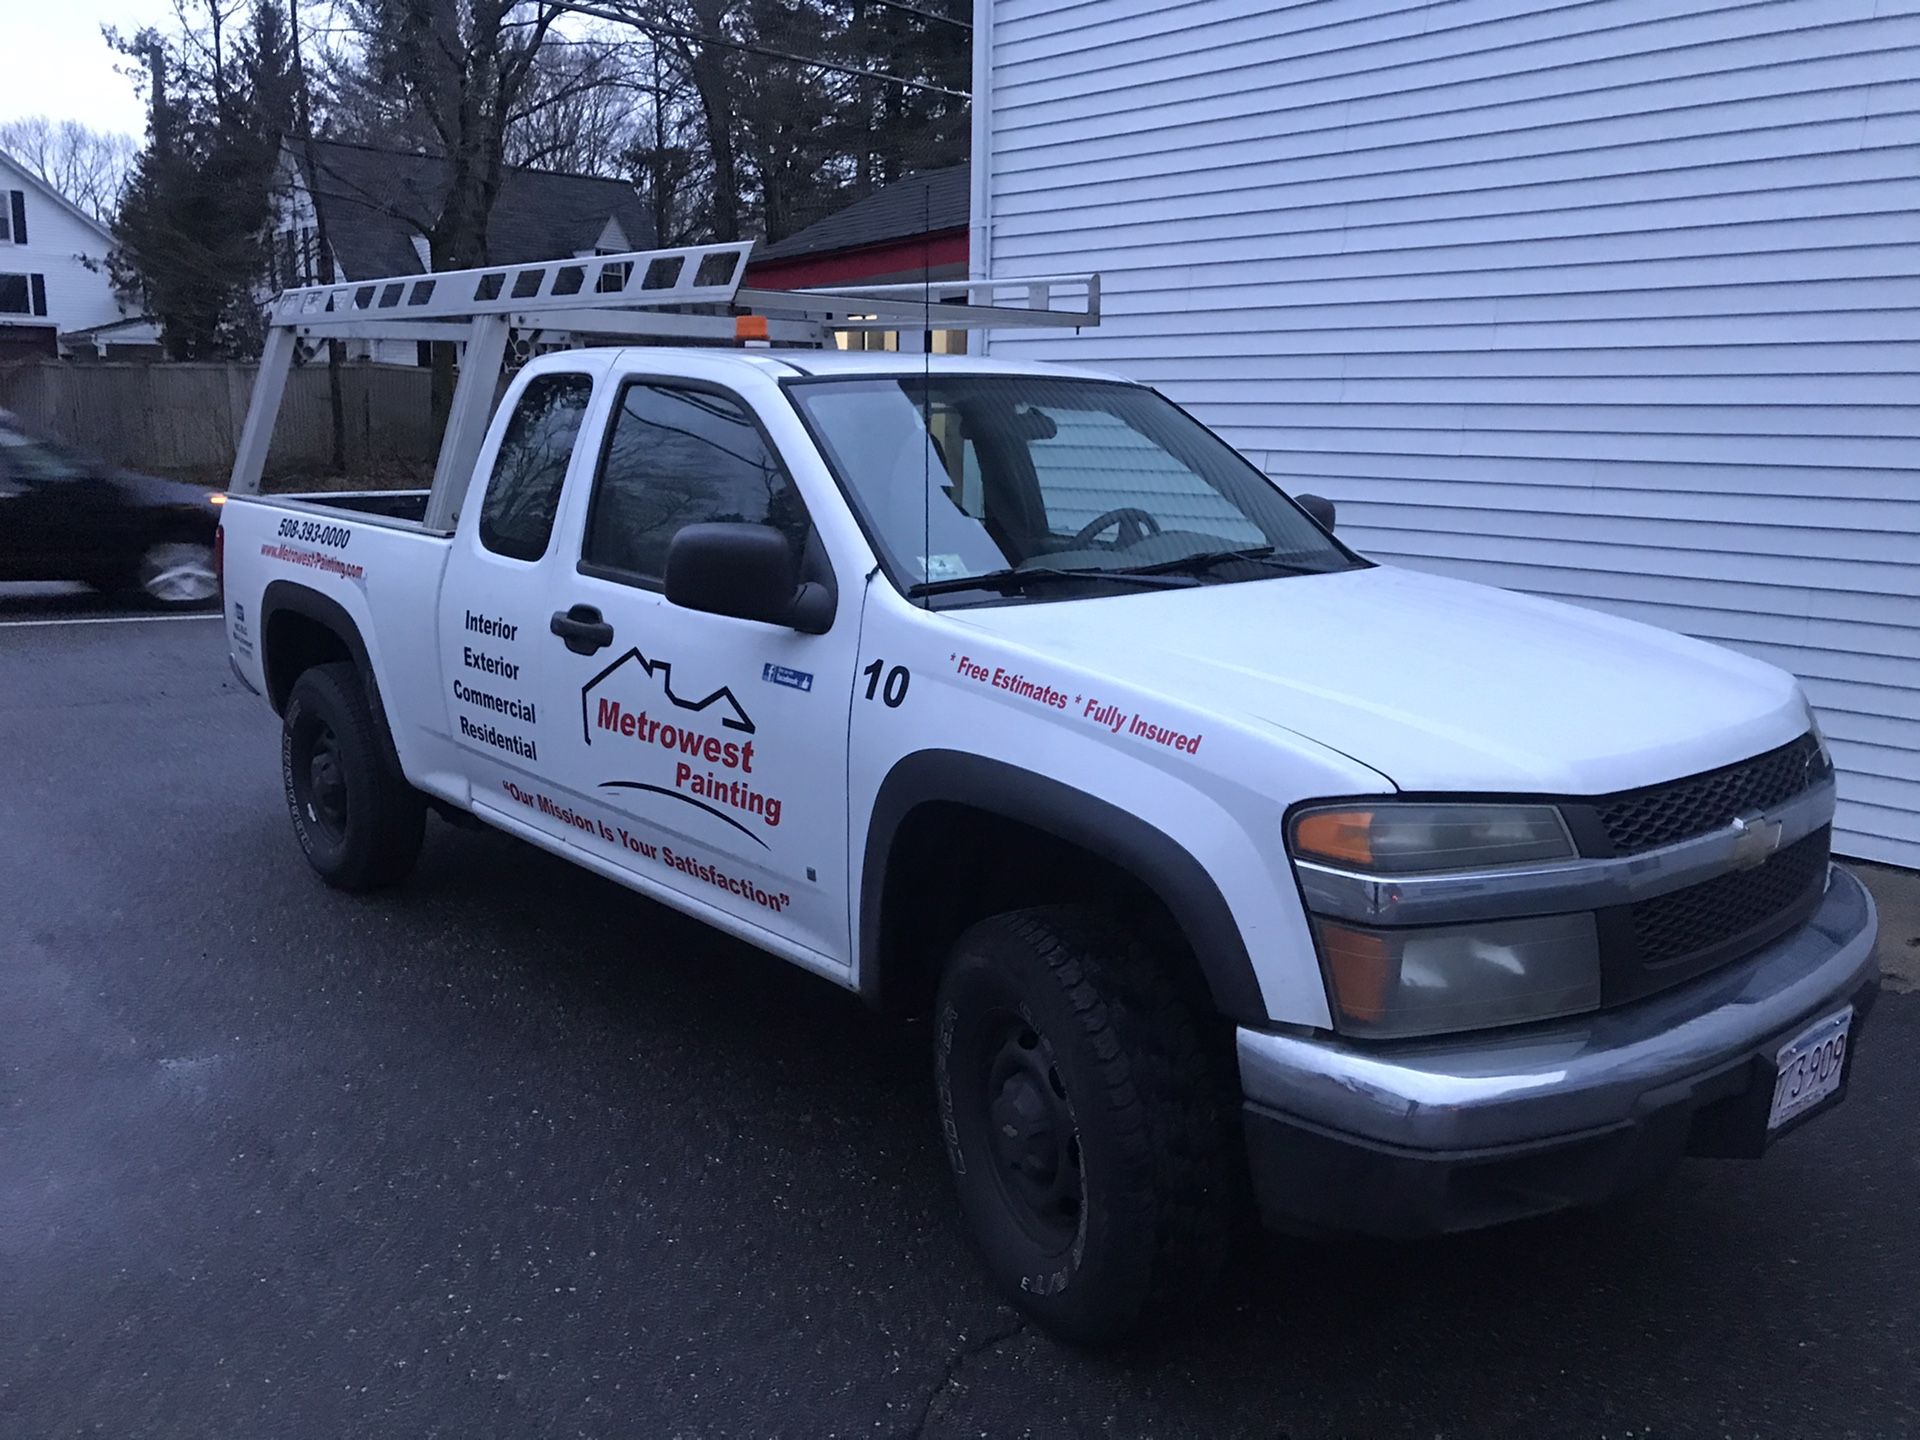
<box><xmin>1116</xmin><ymin>546</ymin><xmax>1323</xmax><ymax>579</ymax></box>
<box><xmin>907</xmin><ymin>564</ymin><xmax>1197</xmax><ymax>599</ymax></box>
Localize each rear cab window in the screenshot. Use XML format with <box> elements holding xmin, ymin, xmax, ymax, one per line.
<box><xmin>478</xmin><ymin>373</ymin><xmax>595</xmax><ymax>561</ymax></box>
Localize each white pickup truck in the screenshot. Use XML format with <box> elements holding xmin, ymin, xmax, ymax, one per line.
<box><xmin>218</xmin><ymin>245</ymin><xmax>1879</xmax><ymax>1346</ymax></box>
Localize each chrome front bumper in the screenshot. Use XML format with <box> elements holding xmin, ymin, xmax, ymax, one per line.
<box><xmin>1239</xmin><ymin>863</ymin><xmax>1878</xmax><ymax>1160</ymax></box>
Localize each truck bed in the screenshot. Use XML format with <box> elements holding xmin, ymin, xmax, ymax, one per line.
<box><xmin>219</xmin><ymin>493</ymin><xmax>453</xmax><ymax>784</ymax></box>
<box><xmin>266</xmin><ymin>490</ymin><xmax>432</xmax><ymax>524</ymax></box>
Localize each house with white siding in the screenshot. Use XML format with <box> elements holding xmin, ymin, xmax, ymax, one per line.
<box><xmin>0</xmin><ymin>148</ymin><xmax>156</xmax><ymax>361</ymax></box>
<box><xmin>971</xmin><ymin>0</ymin><xmax>1920</xmax><ymax>869</ymax></box>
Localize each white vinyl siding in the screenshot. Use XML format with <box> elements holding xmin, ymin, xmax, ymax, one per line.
<box><xmin>979</xmin><ymin>0</ymin><xmax>1920</xmax><ymax>868</ymax></box>
<box><xmin>0</xmin><ymin>156</ymin><xmax>127</xmax><ymax>338</ymax></box>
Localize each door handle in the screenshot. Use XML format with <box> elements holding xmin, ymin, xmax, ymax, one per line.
<box><xmin>550</xmin><ymin>604</ymin><xmax>614</xmax><ymax>655</ymax></box>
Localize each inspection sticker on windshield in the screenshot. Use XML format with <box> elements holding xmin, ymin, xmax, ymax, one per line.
<box><xmin>918</xmin><ymin>553</ymin><xmax>967</xmax><ymax>581</ymax></box>
<box><xmin>1768</xmin><ymin>1006</ymin><xmax>1851</xmax><ymax>1131</ymax></box>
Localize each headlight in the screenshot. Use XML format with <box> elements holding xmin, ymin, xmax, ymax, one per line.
<box><xmin>1290</xmin><ymin>802</ymin><xmax>1575</xmax><ymax>874</ymax></box>
<box><xmin>1314</xmin><ymin>912</ymin><xmax>1601</xmax><ymax>1039</ymax></box>
<box><xmin>1289</xmin><ymin>801</ymin><xmax>1596</xmax><ymax>1038</ymax></box>
<box><xmin>1802</xmin><ymin>697</ymin><xmax>1834</xmax><ymax>775</ymax></box>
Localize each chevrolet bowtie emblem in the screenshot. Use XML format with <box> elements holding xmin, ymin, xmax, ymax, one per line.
<box><xmin>1729</xmin><ymin>812</ymin><xmax>1784</xmax><ymax>870</ymax></box>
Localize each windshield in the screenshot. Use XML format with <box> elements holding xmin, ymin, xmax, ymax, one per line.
<box><xmin>788</xmin><ymin>375</ymin><xmax>1360</xmax><ymax>601</ymax></box>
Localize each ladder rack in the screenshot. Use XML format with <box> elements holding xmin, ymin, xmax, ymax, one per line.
<box><xmin>230</xmin><ymin>240</ymin><xmax>1101</xmax><ymax>513</ymax></box>
<box><xmin>266</xmin><ymin>241</ymin><xmax>1098</xmax><ymax>343</ymax></box>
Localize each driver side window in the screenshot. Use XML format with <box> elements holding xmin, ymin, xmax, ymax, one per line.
<box><xmin>581</xmin><ymin>381</ymin><xmax>815</xmax><ymax>587</ymax></box>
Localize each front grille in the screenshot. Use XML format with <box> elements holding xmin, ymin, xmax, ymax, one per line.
<box><xmin>1630</xmin><ymin>827</ymin><xmax>1831</xmax><ymax>969</ymax></box>
<box><xmin>1595</xmin><ymin>731</ymin><xmax>1828</xmax><ymax>856</ymax></box>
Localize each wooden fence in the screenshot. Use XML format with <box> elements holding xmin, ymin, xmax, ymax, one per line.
<box><xmin>0</xmin><ymin>359</ymin><xmax>437</xmax><ymax>480</ymax></box>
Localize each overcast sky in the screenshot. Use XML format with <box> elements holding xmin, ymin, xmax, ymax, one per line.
<box><xmin>2</xmin><ymin>0</ymin><xmax>160</xmax><ymax>138</ymax></box>
<box><xmin>1</xmin><ymin>2</ymin><xmax>616</xmax><ymax>143</ymax></box>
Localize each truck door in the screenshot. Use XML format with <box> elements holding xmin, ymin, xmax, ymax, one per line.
<box><xmin>447</xmin><ymin>362</ymin><xmax>859</xmax><ymax>965</ymax></box>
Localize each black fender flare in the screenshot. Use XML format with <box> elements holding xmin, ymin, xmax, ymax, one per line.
<box><xmin>259</xmin><ymin>580</ymin><xmax>405</xmax><ymax>777</ymax></box>
<box><xmin>860</xmin><ymin>749</ymin><xmax>1270</xmax><ymax>1025</ymax></box>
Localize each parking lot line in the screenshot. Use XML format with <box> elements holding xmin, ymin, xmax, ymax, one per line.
<box><xmin>0</xmin><ymin>613</ymin><xmax>224</xmax><ymax>629</ymax></box>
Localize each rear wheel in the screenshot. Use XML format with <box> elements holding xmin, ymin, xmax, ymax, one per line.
<box><xmin>134</xmin><ymin>539</ymin><xmax>218</xmax><ymax>608</ymax></box>
<box><xmin>282</xmin><ymin>662</ymin><xmax>425</xmax><ymax>890</ymax></box>
<box><xmin>934</xmin><ymin>906</ymin><xmax>1240</xmax><ymax>1347</ymax></box>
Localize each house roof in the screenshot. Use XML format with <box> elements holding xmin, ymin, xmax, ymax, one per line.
<box><xmin>63</xmin><ymin>315</ymin><xmax>160</xmax><ymax>339</ymax></box>
<box><xmin>0</xmin><ymin>147</ymin><xmax>115</xmax><ymax>242</ymax></box>
<box><xmin>755</xmin><ymin>163</ymin><xmax>969</xmax><ymax>263</ymax></box>
<box><xmin>297</xmin><ymin>139</ymin><xmax>656</xmax><ymax>282</ymax></box>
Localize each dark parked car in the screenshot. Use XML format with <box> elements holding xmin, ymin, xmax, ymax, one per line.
<box><xmin>0</xmin><ymin>412</ymin><xmax>222</xmax><ymax>607</ymax></box>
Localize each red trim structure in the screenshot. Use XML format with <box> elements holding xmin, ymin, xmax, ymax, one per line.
<box><xmin>747</xmin><ymin>229</ymin><xmax>969</xmax><ymax>290</ymax></box>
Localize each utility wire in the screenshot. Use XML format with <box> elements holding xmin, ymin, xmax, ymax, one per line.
<box><xmin>546</xmin><ymin>0</ymin><xmax>972</xmax><ymax>99</ymax></box>
<box><xmin>870</xmin><ymin>0</ymin><xmax>972</xmax><ymax>31</ymax></box>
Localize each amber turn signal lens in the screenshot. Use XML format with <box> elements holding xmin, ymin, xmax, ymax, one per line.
<box><xmin>1316</xmin><ymin>921</ymin><xmax>1396</xmax><ymax>1024</ymax></box>
<box><xmin>1292</xmin><ymin>808</ymin><xmax>1374</xmax><ymax>866</ymax></box>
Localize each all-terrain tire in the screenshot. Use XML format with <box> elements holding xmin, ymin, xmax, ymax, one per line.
<box><xmin>933</xmin><ymin>906</ymin><xmax>1241</xmax><ymax>1348</ymax></box>
<box><xmin>282</xmin><ymin>661</ymin><xmax>426</xmax><ymax>890</ymax></box>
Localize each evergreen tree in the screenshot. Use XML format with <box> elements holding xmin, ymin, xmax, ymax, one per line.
<box><xmin>110</xmin><ymin>1</ymin><xmax>298</xmax><ymax>360</ymax></box>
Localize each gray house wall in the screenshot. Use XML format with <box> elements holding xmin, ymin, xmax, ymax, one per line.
<box><xmin>975</xmin><ymin>0</ymin><xmax>1920</xmax><ymax>868</ymax></box>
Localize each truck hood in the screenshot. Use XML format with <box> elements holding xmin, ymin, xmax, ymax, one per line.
<box><xmin>948</xmin><ymin>565</ymin><xmax>1808</xmax><ymax>796</ymax></box>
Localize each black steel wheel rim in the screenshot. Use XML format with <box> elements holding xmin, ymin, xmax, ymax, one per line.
<box><xmin>294</xmin><ymin>718</ymin><xmax>349</xmax><ymax>842</ymax></box>
<box><xmin>972</xmin><ymin>1009</ymin><xmax>1083</xmax><ymax>1252</ymax></box>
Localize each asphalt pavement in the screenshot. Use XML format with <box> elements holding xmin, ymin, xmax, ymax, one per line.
<box><xmin>2</xmin><ymin>596</ymin><xmax>1916</xmax><ymax>1439</ymax></box>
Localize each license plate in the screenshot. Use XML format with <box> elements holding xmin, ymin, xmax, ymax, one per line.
<box><xmin>1768</xmin><ymin>1007</ymin><xmax>1852</xmax><ymax>1131</ymax></box>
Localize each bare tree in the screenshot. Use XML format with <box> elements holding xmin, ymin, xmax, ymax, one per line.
<box><xmin>289</xmin><ymin>0</ymin><xmax>348</xmax><ymax>473</ymax></box>
<box><xmin>626</xmin><ymin>40</ymin><xmax>708</xmax><ymax>245</ymax></box>
<box><xmin>339</xmin><ymin>0</ymin><xmax>568</xmax><ymax>420</ymax></box>
<box><xmin>342</xmin><ymin>1</ymin><xmax>566</xmax><ymax>268</ymax></box>
<box><xmin>0</xmin><ymin>118</ymin><xmax>139</xmax><ymax>224</ymax></box>
<box><xmin>505</xmin><ymin>37</ymin><xmax>639</xmax><ymax>175</ymax></box>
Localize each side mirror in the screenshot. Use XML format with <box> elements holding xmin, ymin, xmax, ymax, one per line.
<box><xmin>665</xmin><ymin>523</ymin><xmax>834</xmax><ymax>634</ymax></box>
<box><xmin>1296</xmin><ymin>493</ymin><xmax>1336</xmax><ymax>531</ymax></box>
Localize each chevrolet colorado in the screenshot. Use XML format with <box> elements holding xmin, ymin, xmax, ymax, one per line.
<box><xmin>217</xmin><ymin>246</ymin><xmax>1879</xmax><ymax>1346</ymax></box>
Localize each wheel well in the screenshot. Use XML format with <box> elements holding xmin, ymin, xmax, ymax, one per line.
<box><xmin>262</xmin><ymin>609</ymin><xmax>354</xmax><ymax>713</ymax></box>
<box><xmin>872</xmin><ymin>802</ymin><xmax>1209</xmax><ymax>1019</ymax></box>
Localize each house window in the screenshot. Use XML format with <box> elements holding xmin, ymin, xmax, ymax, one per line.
<box><xmin>0</xmin><ymin>273</ymin><xmax>48</xmax><ymax>317</ymax></box>
<box><xmin>275</xmin><ymin>227</ymin><xmax>318</xmax><ymax>287</ymax></box>
<box><xmin>595</xmin><ymin>250</ymin><xmax>631</xmax><ymax>294</ymax></box>
<box><xmin>0</xmin><ymin>190</ymin><xmax>25</xmax><ymax>244</ymax></box>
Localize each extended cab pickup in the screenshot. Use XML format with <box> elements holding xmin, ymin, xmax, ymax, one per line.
<box><xmin>218</xmin><ymin>248</ymin><xmax>1879</xmax><ymax>1346</ymax></box>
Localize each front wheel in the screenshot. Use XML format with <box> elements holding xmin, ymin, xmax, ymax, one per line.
<box><xmin>934</xmin><ymin>907</ymin><xmax>1240</xmax><ymax>1347</ymax></box>
<box><xmin>282</xmin><ymin>662</ymin><xmax>425</xmax><ymax>890</ymax></box>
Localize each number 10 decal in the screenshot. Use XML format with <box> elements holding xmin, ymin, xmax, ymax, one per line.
<box><xmin>862</xmin><ymin>659</ymin><xmax>910</xmax><ymax>708</ymax></box>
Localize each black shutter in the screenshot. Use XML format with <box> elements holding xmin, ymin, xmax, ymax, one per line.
<box><xmin>29</xmin><ymin>274</ymin><xmax>47</xmax><ymax>317</ymax></box>
<box><xmin>9</xmin><ymin>191</ymin><xmax>26</xmax><ymax>246</ymax></box>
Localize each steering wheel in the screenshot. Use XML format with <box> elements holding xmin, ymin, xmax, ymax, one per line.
<box><xmin>1068</xmin><ymin>507</ymin><xmax>1162</xmax><ymax>551</ymax></box>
